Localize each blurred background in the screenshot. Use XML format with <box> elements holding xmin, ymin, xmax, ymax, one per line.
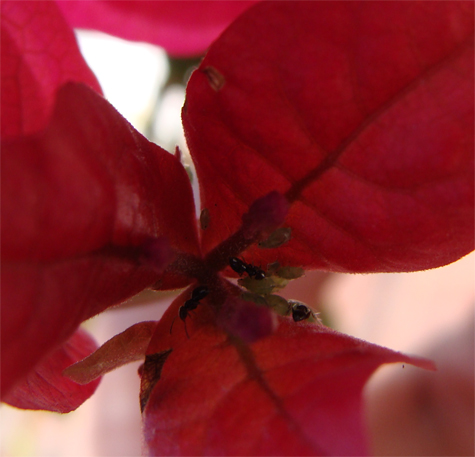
<box><xmin>1</xmin><ymin>30</ymin><xmax>473</xmax><ymax>457</ymax></box>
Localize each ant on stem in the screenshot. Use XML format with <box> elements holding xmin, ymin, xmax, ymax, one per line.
<box><xmin>229</xmin><ymin>257</ymin><xmax>265</xmax><ymax>280</ymax></box>
<box><xmin>170</xmin><ymin>285</ymin><xmax>209</xmax><ymax>338</ymax></box>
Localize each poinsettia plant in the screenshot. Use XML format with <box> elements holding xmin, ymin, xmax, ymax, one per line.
<box><xmin>2</xmin><ymin>1</ymin><xmax>473</xmax><ymax>455</ymax></box>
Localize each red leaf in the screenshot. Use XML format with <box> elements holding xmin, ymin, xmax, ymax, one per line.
<box><xmin>143</xmin><ymin>319</ymin><xmax>435</xmax><ymax>456</ymax></box>
<box><xmin>183</xmin><ymin>1</ymin><xmax>474</xmax><ymax>272</ymax></box>
<box><xmin>1</xmin><ymin>82</ymin><xmax>198</xmax><ymax>394</ymax></box>
<box><xmin>2</xmin><ymin>81</ymin><xmax>199</xmax><ymax>264</ymax></box>
<box><xmin>58</xmin><ymin>0</ymin><xmax>258</xmax><ymax>57</ymax></box>
<box><xmin>1</xmin><ymin>1</ymin><xmax>101</xmax><ymax>138</ymax></box>
<box><xmin>217</xmin><ymin>296</ymin><xmax>277</xmax><ymax>343</ymax></box>
<box><xmin>2</xmin><ymin>327</ymin><xmax>100</xmax><ymax>413</ymax></box>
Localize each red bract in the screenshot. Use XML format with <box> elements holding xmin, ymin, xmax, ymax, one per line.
<box><xmin>1</xmin><ymin>1</ymin><xmax>473</xmax><ymax>456</ymax></box>
<box><xmin>143</xmin><ymin>320</ymin><xmax>434</xmax><ymax>456</ymax></box>
<box><xmin>2</xmin><ymin>328</ymin><xmax>100</xmax><ymax>413</ymax></box>
<box><xmin>57</xmin><ymin>0</ymin><xmax>258</xmax><ymax>57</ymax></box>
<box><xmin>1</xmin><ymin>1</ymin><xmax>101</xmax><ymax>138</ymax></box>
<box><xmin>184</xmin><ymin>1</ymin><xmax>474</xmax><ymax>272</ymax></box>
<box><xmin>1</xmin><ymin>81</ymin><xmax>195</xmax><ymax>396</ymax></box>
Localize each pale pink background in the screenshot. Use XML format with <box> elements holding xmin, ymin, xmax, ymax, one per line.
<box><xmin>2</xmin><ymin>252</ymin><xmax>473</xmax><ymax>456</ymax></box>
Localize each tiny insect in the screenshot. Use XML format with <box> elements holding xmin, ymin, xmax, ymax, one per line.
<box><xmin>290</xmin><ymin>302</ymin><xmax>312</xmax><ymax>322</ymax></box>
<box><xmin>229</xmin><ymin>257</ymin><xmax>265</xmax><ymax>280</ymax></box>
<box><xmin>200</xmin><ymin>208</ymin><xmax>210</xmax><ymax>230</ymax></box>
<box><xmin>170</xmin><ymin>285</ymin><xmax>209</xmax><ymax>338</ymax></box>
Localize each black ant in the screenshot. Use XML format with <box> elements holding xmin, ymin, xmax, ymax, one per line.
<box><xmin>229</xmin><ymin>257</ymin><xmax>265</xmax><ymax>280</ymax></box>
<box><xmin>290</xmin><ymin>302</ymin><xmax>312</xmax><ymax>322</ymax></box>
<box><xmin>170</xmin><ymin>285</ymin><xmax>209</xmax><ymax>338</ymax></box>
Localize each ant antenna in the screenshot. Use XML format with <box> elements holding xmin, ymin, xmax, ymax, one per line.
<box><xmin>169</xmin><ymin>311</ymin><xmax>190</xmax><ymax>338</ymax></box>
<box><xmin>183</xmin><ymin>320</ymin><xmax>190</xmax><ymax>339</ymax></box>
<box><xmin>169</xmin><ymin>315</ymin><xmax>177</xmax><ymax>335</ymax></box>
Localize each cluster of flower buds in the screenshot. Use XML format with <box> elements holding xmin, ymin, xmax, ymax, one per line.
<box><xmin>236</xmin><ymin>260</ymin><xmax>321</xmax><ymax>325</ymax></box>
<box><xmin>220</xmin><ymin>191</ymin><xmax>320</xmax><ymax>343</ymax></box>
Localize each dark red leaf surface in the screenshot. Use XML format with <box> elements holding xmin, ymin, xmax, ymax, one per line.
<box><xmin>1</xmin><ymin>1</ymin><xmax>101</xmax><ymax>138</ymax></box>
<box><xmin>57</xmin><ymin>0</ymin><xmax>258</xmax><ymax>57</ymax></box>
<box><xmin>3</xmin><ymin>327</ymin><xmax>100</xmax><ymax>413</ymax></box>
<box><xmin>143</xmin><ymin>318</ymin><xmax>435</xmax><ymax>456</ymax></box>
<box><xmin>183</xmin><ymin>1</ymin><xmax>474</xmax><ymax>273</ymax></box>
<box><xmin>1</xmin><ymin>82</ymin><xmax>198</xmax><ymax>395</ymax></box>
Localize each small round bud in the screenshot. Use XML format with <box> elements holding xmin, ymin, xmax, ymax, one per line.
<box><xmin>258</xmin><ymin>227</ymin><xmax>292</xmax><ymax>249</ymax></box>
<box><xmin>275</xmin><ymin>266</ymin><xmax>305</xmax><ymax>280</ymax></box>
<box><xmin>240</xmin><ymin>291</ymin><xmax>268</xmax><ymax>307</ymax></box>
<box><xmin>238</xmin><ymin>276</ymin><xmax>276</xmax><ymax>295</ymax></box>
<box><xmin>265</xmin><ymin>294</ymin><xmax>290</xmax><ymax>316</ymax></box>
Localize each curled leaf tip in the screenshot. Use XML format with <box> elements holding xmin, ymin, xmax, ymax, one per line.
<box><xmin>63</xmin><ymin>321</ymin><xmax>157</xmax><ymax>385</ymax></box>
